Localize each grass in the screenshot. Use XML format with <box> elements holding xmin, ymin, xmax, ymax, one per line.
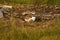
<box><xmin>0</xmin><ymin>1</ymin><xmax>60</xmax><ymax>39</ymax></box>
<box><xmin>0</xmin><ymin>18</ymin><xmax>60</xmax><ymax>40</ymax></box>
<box><xmin>0</xmin><ymin>0</ymin><xmax>60</xmax><ymax>5</ymax></box>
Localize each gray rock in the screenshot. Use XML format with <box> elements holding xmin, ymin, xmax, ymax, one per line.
<box><xmin>0</xmin><ymin>11</ymin><xmax>3</xmax><ymax>18</ymax></box>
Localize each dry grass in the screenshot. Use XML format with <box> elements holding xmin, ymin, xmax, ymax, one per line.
<box><xmin>0</xmin><ymin>18</ymin><xmax>60</xmax><ymax>40</ymax></box>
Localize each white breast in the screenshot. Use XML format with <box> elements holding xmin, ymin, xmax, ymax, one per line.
<box><xmin>24</xmin><ymin>16</ymin><xmax>36</xmax><ymax>22</ymax></box>
<box><xmin>31</xmin><ymin>16</ymin><xmax>36</xmax><ymax>21</ymax></box>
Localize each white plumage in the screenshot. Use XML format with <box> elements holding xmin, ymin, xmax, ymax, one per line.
<box><xmin>24</xmin><ymin>16</ymin><xmax>36</xmax><ymax>22</ymax></box>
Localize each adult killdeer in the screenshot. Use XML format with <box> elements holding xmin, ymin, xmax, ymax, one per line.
<box><xmin>22</xmin><ymin>11</ymin><xmax>36</xmax><ymax>22</ymax></box>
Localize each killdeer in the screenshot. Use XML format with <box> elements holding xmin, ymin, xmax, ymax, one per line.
<box><xmin>22</xmin><ymin>11</ymin><xmax>36</xmax><ymax>22</ymax></box>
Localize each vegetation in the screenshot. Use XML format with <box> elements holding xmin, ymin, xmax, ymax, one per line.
<box><xmin>0</xmin><ymin>0</ymin><xmax>60</xmax><ymax>5</ymax></box>
<box><xmin>0</xmin><ymin>0</ymin><xmax>60</xmax><ymax>40</ymax></box>
<box><xmin>0</xmin><ymin>18</ymin><xmax>60</xmax><ymax>40</ymax></box>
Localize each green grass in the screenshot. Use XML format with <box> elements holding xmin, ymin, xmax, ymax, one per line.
<box><xmin>0</xmin><ymin>0</ymin><xmax>60</xmax><ymax>5</ymax></box>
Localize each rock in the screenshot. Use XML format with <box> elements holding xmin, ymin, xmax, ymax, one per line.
<box><xmin>3</xmin><ymin>5</ymin><xmax>12</xmax><ymax>9</ymax></box>
<box><xmin>0</xmin><ymin>11</ymin><xmax>3</xmax><ymax>18</ymax></box>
